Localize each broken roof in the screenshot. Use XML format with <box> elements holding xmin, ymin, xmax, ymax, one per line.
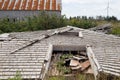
<box><xmin>0</xmin><ymin>26</ymin><xmax>120</xmax><ymax>79</ymax></box>
<box><xmin>0</xmin><ymin>0</ymin><xmax>61</xmax><ymax>11</ymax></box>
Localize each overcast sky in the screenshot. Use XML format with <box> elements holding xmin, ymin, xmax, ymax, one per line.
<box><xmin>62</xmin><ymin>0</ymin><xmax>120</xmax><ymax>19</ymax></box>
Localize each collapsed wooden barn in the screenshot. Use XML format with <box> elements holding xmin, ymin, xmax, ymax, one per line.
<box><xmin>0</xmin><ymin>0</ymin><xmax>61</xmax><ymax>20</ymax></box>
<box><xmin>0</xmin><ymin>26</ymin><xmax>120</xmax><ymax>80</ymax></box>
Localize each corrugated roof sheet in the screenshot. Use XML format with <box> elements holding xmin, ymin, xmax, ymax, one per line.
<box><xmin>0</xmin><ymin>0</ymin><xmax>61</xmax><ymax>10</ymax></box>
<box><xmin>0</xmin><ymin>39</ymin><xmax>50</xmax><ymax>79</ymax></box>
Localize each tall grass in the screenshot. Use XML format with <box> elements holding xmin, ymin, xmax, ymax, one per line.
<box><xmin>47</xmin><ymin>74</ymin><xmax>94</xmax><ymax>80</ymax></box>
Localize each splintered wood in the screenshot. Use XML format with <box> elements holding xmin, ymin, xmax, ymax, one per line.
<box><xmin>49</xmin><ymin>51</ymin><xmax>93</xmax><ymax>76</ymax></box>
<box><xmin>70</xmin><ymin>59</ymin><xmax>80</xmax><ymax>67</ymax></box>
<box><xmin>81</xmin><ymin>60</ymin><xmax>90</xmax><ymax>71</ymax></box>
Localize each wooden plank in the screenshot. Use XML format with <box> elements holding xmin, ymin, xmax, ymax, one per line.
<box><xmin>81</xmin><ymin>60</ymin><xmax>90</xmax><ymax>71</ymax></box>
<box><xmin>70</xmin><ymin>59</ymin><xmax>79</xmax><ymax>67</ymax></box>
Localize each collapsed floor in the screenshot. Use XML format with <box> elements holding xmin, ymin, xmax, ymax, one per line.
<box><xmin>46</xmin><ymin>51</ymin><xmax>94</xmax><ymax>80</ymax></box>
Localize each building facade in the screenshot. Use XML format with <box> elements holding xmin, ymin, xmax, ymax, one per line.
<box><xmin>0</xmin><ymin>0</ymin><xmax>61</xmax><ymax>20</ymax></box>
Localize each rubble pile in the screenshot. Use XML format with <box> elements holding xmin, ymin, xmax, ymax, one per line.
<box><xmin>49</xmin><ymin>51</ymin><xmax>93</xmax><ymax>76</ymax></box>
<box><xmin>89</xmin><ymin>23</ymin><xmax>112</xmax><ymax>33</ymax></box>
<box><xmin>64</xmin><ymin>52</ymin><xmax>91</xmax><ymax>74</ymax></box>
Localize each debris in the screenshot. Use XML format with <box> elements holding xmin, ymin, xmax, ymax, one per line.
<box><xmin>73</xmin><ymin>56</ymin><xmax>88</xmax><ymax>61</ymax></box>
<box><xmin>89</xmin><ymin>23</ymin><xmax>112</xmax><ymax>33</ymax></box>
<box><xmin>71</xmin><ymin>64</ymin><xmax>82</xmax><ymax>70</ymax></box>
<box><xmin>67</xmin><ymin>54</ymin><xmax>91</xmax><ymax>73</ymax></box>
<box><xmin>80</xmin><ymin>60</ymin><xmax>90</xmax><ymax>71</ymax></box>
<box><xmin>79</xmin><ymin>51</ymin><xmax>87</xmax><ymax>56</ymax></box>
<box><xmin>70</xmin><ymin>59</ymin><xmax>79</xmax><ymax>67</ymax></box>
<box><xmin>49</xmin><ymin>51</ymin><xmax>93</xmax><ymax>77</ymax></box>
<box><xmin>84</xmin><ymin>67</ymin><xmax>94</xmax><ymax>74</ymax></box>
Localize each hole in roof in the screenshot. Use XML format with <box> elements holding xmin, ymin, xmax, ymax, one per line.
<box><xmin>46</xmin><ymin>45</ymin><xmax>94</xmax><ymax>80</ymax></box>
<box><xmin>58</xmin><ymin>31</ymin><xmax>79</xmax><ymax>37</ymax></box>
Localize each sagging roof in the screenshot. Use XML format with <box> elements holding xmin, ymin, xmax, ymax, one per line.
<box><xmin>0</xmin><ymin>27</ymin><xmax>72</xmax><ymax>79</ymax></box>
<box><xmin>0</xmin><ymin>0</ymin><xmax>61</xmax><ymax>11</ymax></box>
<box><xmin>0</xmin><ymin>26</ymin><xmax>120</xmax><ymax>79</ymax></box>
<box><xmin>0</xmin><ymin>40</ymin><xmax>50</xmax><ymax>79</ymax></box>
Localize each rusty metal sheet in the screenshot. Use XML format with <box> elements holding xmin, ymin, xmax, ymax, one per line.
<box><xmin>0</xmin><ymin>0</ymin><xmax>61</xmax><ymax>10</ymax></box>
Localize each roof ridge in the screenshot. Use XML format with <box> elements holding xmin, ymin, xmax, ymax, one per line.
<box><xmin>10</xmin><ymin>27</ymin><xmax>73</xmax><ymax>54</ymax></box>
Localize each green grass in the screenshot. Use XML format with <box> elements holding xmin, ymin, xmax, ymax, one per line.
<box><xmin>110</xmin><ymin>22</ymin><xmax>120</xmax><ymax>36</ymax></box>
<box><xmin>48</xmin><ymin>76</ymin><xmax>65</xmax><ymax>80</ymax></box>
<box><xmin>47</xmin><ymin>74</ymin><xmax>94</xmax><ymax>80</ymax></box>
<box><xmin>57</xmin><ymin>53</ymin><xmax>73</xmax><ymax>74</ymax></box>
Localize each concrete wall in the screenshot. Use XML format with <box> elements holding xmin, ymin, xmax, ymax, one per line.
<box><xmin>0</xmin><ymin>11</ymin><xmax>61</xmax><ymax>20</ymax></box>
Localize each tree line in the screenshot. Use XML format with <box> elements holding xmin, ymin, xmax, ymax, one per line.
<box><xmin>0</xmin><ymin>12</ymin><xmax>119</xmax><ymax>36</ymax></box>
